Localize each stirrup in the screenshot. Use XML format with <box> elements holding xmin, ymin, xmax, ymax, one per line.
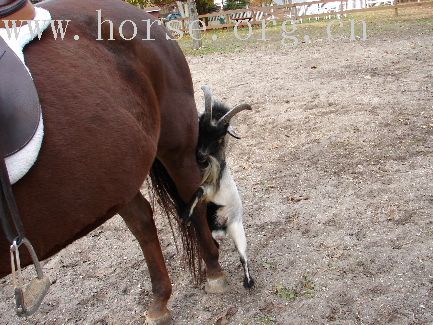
<box><xmin>10</xmin><ymin>237</ymin><xmax>50</xmax><ymax>317</ymax></box>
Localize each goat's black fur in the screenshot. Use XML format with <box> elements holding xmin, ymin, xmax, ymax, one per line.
<box><xmin>197</xmin><ymin>101</ymin><xmax>231</xmax><ymax>170</ymax></box>
<box><xmin>207</xmin><ymin>202</ymin><xmax>226</xmax><ymax>232</ymax></box>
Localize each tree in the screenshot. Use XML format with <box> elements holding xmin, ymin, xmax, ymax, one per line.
<box><xmin>224</xmin><ymin>0</ymin><xmax>249</xmax><ymax>10</ymax></box>
<box><xmin>196</xmin><ymin>0</ymin><xmax>217</xmax><ymax>14</ymax></box>
<box><xmin>126</xmin><ymin>0</ymin><xmax>148</xmax><ymax>7</ymax></box>
<box><xmin>249</xmin><ymin>0</ymin><xmax>273</xmax><ymax>6</ymax></box>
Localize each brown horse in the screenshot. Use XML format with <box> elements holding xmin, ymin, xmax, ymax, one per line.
<box><xmin>0</xmin><ymin>0</ymin><xmax>228</xmax><ymax>323</ymax></box>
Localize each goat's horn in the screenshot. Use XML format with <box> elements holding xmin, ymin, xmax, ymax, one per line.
<box><xmin>218</xmin><ymin>103</ymin><xmax>252</xmax><ymax>125</ymax></box>
<box><xmin>201</xmin><ymin>85</ymin><xmax>213</xmax><ymax>115</ymax></box>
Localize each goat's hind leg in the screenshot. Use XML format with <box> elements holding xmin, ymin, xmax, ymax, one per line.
<box><xmin>227</xmin><ymin>221</ymin><xmax>255</xmax><ymax>288</ymax></box>
<box><xmin>119</xmin><ymin>193</ymin><xmax>173</xmax><ymax>325</ymax></box>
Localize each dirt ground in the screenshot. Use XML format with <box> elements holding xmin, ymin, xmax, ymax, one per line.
<box><xmin>1</xmin><ymin>7</ymin><xmax>433</xmax><ymax>325</ymax></box>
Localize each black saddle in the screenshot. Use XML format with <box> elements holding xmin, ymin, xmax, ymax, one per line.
<box><xmin>0</xmin><ymin>0</ymin><xmax>27</xmax><ymax>18</ymax></box>
<box><xmin>0</xmin><ymin>35</ymin><xmax>41</xmax><ymax>158</ymax></box>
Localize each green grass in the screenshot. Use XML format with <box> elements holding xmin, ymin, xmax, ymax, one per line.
<box><xmin>274</xmin><ymin>275</ymin><xmax>316</xmax><ymax>301</ymax></box>
<box><xmin>177</xmin><ymin>4</ymin><xmax>433</xmax><ymax>55</ymax></box>
<box><xmin>256</xmin><ymin>315</ymin><xmax>278</xmax><ymax>325</ymax></box>
<box><xmin>275</xmin><ymin>284</ymin><xmax>298</xmax><ymax>301</ymax></box>
<box><xmin>262</xmin><ymin>261</ymin><xmax>276</xmax><ymax>270</ymax></box>
<box><xmin>300</xmin><ymin>275</ymin><xmax>316</xmax><ymax>298</ymax></box>
<box><xmin>242</xmin><ymin>315</ymin><xmax>278</xmax><ymax>325</ymax></box>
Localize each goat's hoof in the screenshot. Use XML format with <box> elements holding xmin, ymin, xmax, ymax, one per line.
<box><xmin>180</xmin><ymin>214</ymin><xmax>192</xmax><ymax>227</ymax></box>
<box><xmin>184</xmin><ymin>220</ymin><xmax>192</xmax><ymax>228</ymax></box>
<box><xmin>145</xmin><ymin>310</ymin><xmax>173</xmax><ymax>325</ymax></box>
<box><xmin>243</xmin><ymin>276</ymin><xmax>255</xmax><ymax>289</ymax></box>
<box><xmin>205</xmin><ymin>274</ymin><xmax>229</xmax><ymax>294</ymax></box>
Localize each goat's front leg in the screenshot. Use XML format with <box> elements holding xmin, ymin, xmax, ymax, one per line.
<box><xmin>182</xmin><ymin>187</ymin><xmax>205</xmax><ymax>222</ymax></box>
<box><xmin>119</xmin><ymin>193</ymin><xmax>173</xmax><ymax>325</ymax></box>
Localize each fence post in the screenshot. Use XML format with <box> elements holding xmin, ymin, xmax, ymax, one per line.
<box><xmin>394</xmin><ymin>0</ymin><xmax>398</xmax><ymax>16</ymax></box>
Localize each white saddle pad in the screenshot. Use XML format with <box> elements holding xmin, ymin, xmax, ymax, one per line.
<box><xmin>0</xmin><ymin>7</ymin><xmax>51</xmax><ymax>184</ymax></box>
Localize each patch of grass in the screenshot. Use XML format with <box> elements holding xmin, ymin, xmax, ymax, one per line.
<box><xmin>256</xmin><ymin>315</ymin><xmax>278</xmax><ymax>325</ymax></box>
<box><xmin>242</xmin><ymin>315</ymin><xmax>278</xmax><ymax>325</ymax></box>
<box><xmin>300</xmin><ymin>275</ymin><xmax>316</xmax><ymax>298</ymax></box>
<box><xmin>262</xmin><ymin>261</ymin><xmax>276</xmax><ymax>270</ymax></box>
<box><xmin>275</xmin><ymin>284</ymin><xmax>298</xmax><ymax>301</ymax></box>
<box><xmin>274</xmin><ymin>275</ymin><xmax>316</xmax><ymax>301</ymax></box>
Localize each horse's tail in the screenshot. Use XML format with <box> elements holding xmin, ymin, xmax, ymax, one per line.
<box><xmin>149</xmin><ymin>159</ymin><xmax>204</xmax><ymax>283</ymax></box>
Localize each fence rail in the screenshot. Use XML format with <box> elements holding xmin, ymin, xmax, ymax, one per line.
<box><xmin>163</xmin><ymin>0</ymin><xmax>432</xmax><ymax>32</ymax></box>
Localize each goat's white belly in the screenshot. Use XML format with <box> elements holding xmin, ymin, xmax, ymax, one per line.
<box><xmin>209</xmin><ymin>168</ymin><xmax>243</xmax><ymax>225</ymax></box>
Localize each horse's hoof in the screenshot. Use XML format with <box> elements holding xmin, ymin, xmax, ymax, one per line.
<box><xmin>144</xmin><ymin>311</ymin><xmax>173</xmax><ymax>325</ymax></box>
<box><xmin>205</xmin><ymin>274</ymin><xmax>229</xmax><ymax>294</ymax></box>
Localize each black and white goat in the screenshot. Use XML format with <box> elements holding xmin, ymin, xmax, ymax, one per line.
<box><xmin>184</xmin><ymin>85</ymin><xmax>254</xmax><ymax>288</ymax></box>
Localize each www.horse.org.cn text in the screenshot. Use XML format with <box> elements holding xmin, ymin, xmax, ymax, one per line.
<box><xmin>1</xmin><ymin>8</ymin><xmax>367</xmax><ymax>47</ymax></box>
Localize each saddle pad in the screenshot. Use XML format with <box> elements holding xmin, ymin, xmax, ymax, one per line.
<box><xmin>0</xmin><ymin>7</ymin><xmax>50</xmax><ymax>184</ymax></box>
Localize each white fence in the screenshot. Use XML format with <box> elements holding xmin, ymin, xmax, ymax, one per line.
<box><xmin>163</xmin><ymin>0</ymin><xmax>428</xmax><ymax>31</ymax></box>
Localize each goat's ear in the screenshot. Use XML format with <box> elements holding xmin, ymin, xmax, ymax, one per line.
<box><xmin>227</xmin><ymin>126</ymin><xmax>241</xmax><ymax>139</ymax></box>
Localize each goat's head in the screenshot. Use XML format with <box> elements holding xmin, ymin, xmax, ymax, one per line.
<box><xmin>197</xmin><ymin>85</ymin><xmax>251</xmax><ymax>165</ymax></box>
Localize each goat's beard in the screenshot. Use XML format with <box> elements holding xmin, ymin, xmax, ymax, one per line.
<box><xmin>200</xmin><ymin>155</ymin><xmax>221</xmax><ymax>188</ymax></box>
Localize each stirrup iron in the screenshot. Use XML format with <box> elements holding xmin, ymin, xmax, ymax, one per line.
<box><xmin>10</xmin><ymin>238</ymin><xmax>50</xmax><ymax>317</ymax></box>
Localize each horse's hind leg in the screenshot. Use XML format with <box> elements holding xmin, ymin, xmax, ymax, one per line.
<box><xmin>160</xmin><ymin>155</ymin><xmax>228</xmax><ymax>293</ymax></box>
<box><xmin>226</xmin><ymin>221</ymin><xmax>255</xmax><ymax>288</ymax></box>
<box><xmin>119</xmin><ymin>193</ymin><xmax>173</xmax><ymax>325</ymax></box>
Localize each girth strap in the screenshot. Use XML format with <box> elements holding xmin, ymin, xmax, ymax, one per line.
<box><xmin>0</xmin><ymin>146</ymin><xmax>25</xmax><ymax>244</ymax></box>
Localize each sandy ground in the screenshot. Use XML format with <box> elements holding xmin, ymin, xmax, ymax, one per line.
<box><xmin>1</xmin><ymin>10</ymin><xmax>433</xmax><ymax>325</ymax></box>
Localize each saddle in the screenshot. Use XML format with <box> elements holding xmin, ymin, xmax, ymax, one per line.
<box><xmin>0</xmin><ymin>0</ymin><xmax>27</xmax><ymax>19</ymax></box>
<box><xmin>0</xmin><ymin>35</ymin><xmax>41</xmax><ymax>158</ymax></box>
